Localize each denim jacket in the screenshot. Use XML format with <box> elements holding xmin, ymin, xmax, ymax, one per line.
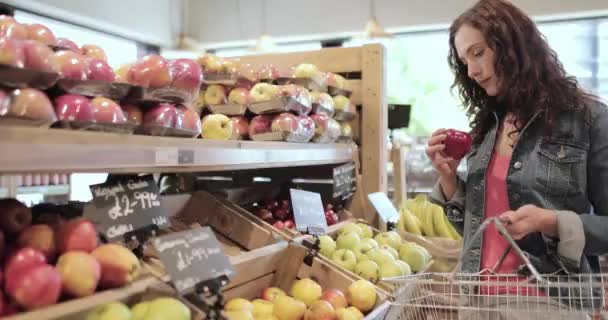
<box><xmin>431</xmin><ymin>99</ymin><xmax>608</xmax><ymax>275</ymax></box>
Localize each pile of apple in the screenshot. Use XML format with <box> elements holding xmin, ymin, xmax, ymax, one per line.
<box><xmin>224</xmin><ymin>278</ymin><xmax>377</xmax><ymax>320</ymax></box>
<box><xmin>253</xmin><ymin>198</ymin><xmax>296</xmax><ymax>231</ymax></box>
<box><xmin>85</xmin><ymin>296</ymin><xmax>191</xmax><ymax>320</ymax></box>
<box><xmin>318</xmin><ymin>222</ymin><xmax>432</xmax><ymax>283</ymax></box>
<box><xmin>0</xmin><ymin>198</ymin><xmax>141</xmax><ymax>315</ymax></box>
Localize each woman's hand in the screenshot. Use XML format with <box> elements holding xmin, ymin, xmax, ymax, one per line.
<box><xmin>499</xmin><ymin>204</ymin><xmax>558</xmax><ymax>240</ymax></box>
<box><xmin>426</xmin><ymin>129</ymin><xmax>462</xmax><ymax>199</ymax></box>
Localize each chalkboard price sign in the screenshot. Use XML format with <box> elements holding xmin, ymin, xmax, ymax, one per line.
<box><xmin>87</xmin><ymin>175</ymin><xmax>168</xmax><ymax>241</ymax></box>
<box><xmin>333</xmin><ymin>162</ymin><xmax>356</xmax><ymax>200</ymax></box>
<box><xmin>153</xmin><ymin>227</ymin><xmax>235</xmax><ymax>294</ymax></box>
<box><xmin>290</xmin><ymin>188</ymin><xmax>327</xmax><ymax>235</ymax></box>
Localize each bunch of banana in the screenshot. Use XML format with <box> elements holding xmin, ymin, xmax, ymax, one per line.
<box><xmin>397</xmin><ymin>195</ymin><xmax>462</xmax><ymax>240</ymax></box>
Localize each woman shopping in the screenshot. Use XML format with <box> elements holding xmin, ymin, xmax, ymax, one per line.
<box><xmin>426</xmin><ymin>0</ymin><xmax>608</xmax><ymax>318</ymax></box>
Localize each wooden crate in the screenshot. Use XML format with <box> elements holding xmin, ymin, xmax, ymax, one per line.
<box><xmin>235</xmin><ymin>44</ymin><xmax>389</xmax><ymax>227</ymax></box>
<box><xmin>222</xmin><ymin>242</ymin><xmax>392</xmax><ymax>320</ymax></box>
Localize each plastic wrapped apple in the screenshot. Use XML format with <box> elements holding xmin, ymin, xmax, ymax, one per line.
<box><xmin>55</xmin><ymin>38</ymin><xmax>79</xmax><ymax>52</ymax></box>
<box><xmin>127</xmin><ymin>54</ymin><xmax>172</xmax><ymax>88</ymax></box>
<box><xmin>297</xmin><ymin>115</ymin><xmax>316</xmax><ymax>141</ymax></box>
<box><xmin>121</xmin><ymin>104</ymin><xmax>143</xmax><ymax>125</ymax></box>
<box><xmin>293</xmin><ymin>63</ymin><xmax>320</xmax><ymax>79</ymax></box>
<box><xmin>177</xmin><ymin>105</ymin><xmax>201</xmax><ymax>137</ymax></box>
<box><xmin>221</xmin><ymin>58</ymin><xmax>238</xmax><ymax>74</ymax></box>
<box><xmin>311</xmin><ymin>91</ymin><xmax>335</xmax><ymax>116</ymax></box>
<box><xmin>333</xmin><ymin>95</ymin><xmax>355</xmax><ymax>113</ymax></box>
<box><xmin>86</xmin><ymin>58</ymin><xmax>116</xmax><ymax>82</ymax></box>
<box><xmin>248</xmin><ymin>115</ymin><xmax>272</xmax><ymax>137</ymax></box>
<box><xmin>0</xmin><ymin>16</ymin><xmax>28</xmax><ymax>40</ymax></box>
<box><xmin>53</xmin><ymin>94</ymin><xmax>94</xmax><ymax>122</ymax></box>
<box><xmin>311</xmin><ymin>113</ymin><xmax>340</xmax><ymax>143</ymax></box>
<box><xmin>80</xmin><ymin>44</ymin><xmax>107</xmax><ymax>61</ymax></box>
<box><xmin>197</xmin><ymin>53</ymin><xmax>223</xmax><ymax>73</ymax></box>
<box><xmin>326</xmin><ymin>72</ymin><xmax>348</xmax><ymax>90</ymax></box>
<box><xmin>114</xmin><ymin>63</ymin><xmax>132</xmax><ymax>83</ymax></box>
<box><xmin>54</xmin><ymin>50</ymin><xmax>87</xmax><ymax>80</ymax></box>
<box><xmin>228</xmin><ymin>87</ymin><xmax>252</xmax><ymax>105</ymax></box>
<box><xmin>7</xmin><ymin>88</ymin><xmax>56</xmax><ymax>122</ymax></box>
<box><xmin>170</xmin><ymin>58</ymin><xmax>203</xmax><ymax>101</ymax></box>
<box><xmin>250</xmin><ymin>83</ymin><xmax>280</xmax><ymax>103</ymax></box>
<box><xmin>257</xmin><ymin>64</ymin><xmax>280</xmax><ymax>81</ymax></box>
<box><xmin>271</xmin><ymin>112</ymin><xmax>299</xmax><ymax>133</ymax></box>
<box><xmin>143</xmin><ymin>103</ymin><xmax>181</xmax><ymax>128</ymax></box>
<box><xmin>0</xmin><ymin>37</ymin><xmax>25</xmax><ymax>68</ymax></box>
<box><xmin>26</xmin><ymin>23</ymin><xmax>56</xmax><ymax>45</ymax></box>
<box><xmin>201</xmin><ymin>114</ymin><xmax>233</xmax><ymax>140</ymax></box>
<box><xmin>230</xmin><ymin>115</ymin><xmax>249</xmax><ymax>140</ymax></box>
<box><xmin>23</xmin><ymin>40</ymin><xmax>59</xmax><ymax>73</ymax></box>
<box><xmin>340</xmin><ymin>122</ymin><xmax>353</xmax><ymax>139</ymax></box>
<box><xmin>204</xmin><ymin>84</ymin><xmax>227</xmax><ymax>105</ymax></box>
<box><xmin>90</xmin><ymin>97</ymin><xmax>126</xmax><ymax>124</ymax></box>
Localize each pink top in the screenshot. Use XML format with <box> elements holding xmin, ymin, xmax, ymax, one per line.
<box><xmin>480</xmin><ymin>151</ymin><xmax>542</xmax><ymax>296</ymax></box>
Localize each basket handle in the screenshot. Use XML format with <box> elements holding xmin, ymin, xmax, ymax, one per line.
<box><xmin>452</xmin><ymin>217</ymin><xmax>547</xmax><ymax>284</ymax></box>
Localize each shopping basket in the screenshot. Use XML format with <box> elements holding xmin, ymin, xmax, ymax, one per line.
<box><xmin>380</xmin><ymin>217</ymin><xmax>607</xmax><ymax>320</ymax></box>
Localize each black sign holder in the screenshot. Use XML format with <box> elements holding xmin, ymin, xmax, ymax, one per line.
<box><xmin>302</xmin><ymin>226</ymin><xmax>325</xmax><ymax>266</ymax></box>
<box><xmin>123</xmin><ymin>224</ymin><xmax>159</xmax><ymax>258</ymax></box>
<box><xmin>386</xmin><ymin>221</ymin><xmax>397</xmax><ymax>232</ymax></box>
<box><xmin>186</xmin><ymin>275</ymin><xmax>230</xmax><ymax>320</ymax></box>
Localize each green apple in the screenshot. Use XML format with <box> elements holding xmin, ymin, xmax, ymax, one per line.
<box><xmin>374</xmin><ymin>231</ymin><xmax>401</xmax><ymax>250</ymax></box>
<box><xmin>331</xmin><ymin>249</ymin><xmax>357</xmax><ymax>272</ymax></box>
<box><xmin>319</xmin><ymin>235</ymin><xmax>336</xmax><ymax>257</ymax></box>
<box><xmin>132</xmin><ymin>297</ymin><xmax>191</xmax><ymax>320</ymax></box>
<box><xmin>336</xmin><ymin>232</ymin><xmax>361</xmax><ymax>250</ymax></box>
<box><xmin>395</xmin><ymin>260</ymin><xmax>412</xmax><ymax>276</ymax></box>
<box><xmin>399</xmin><ymin>242</ymin><xmax>431</xmax><ymax>272</ymax></box>
<box><xmin>87</xmin><ymin>302</ymin><xmax>132</xmax><ymax>320</ymax></box>
<box><xmin>380</xmin><ymin>245</ymin><xmax>399</xmax><ymax>260</ymax></box>
<box><xmin>339</xmin><ymin>223</ymin><xmax>364</xmax><ymax>237</ymax></box>
<box><xmin>351</xmin><ymin>238</ymin><xmax>378</xmax><ymax>262</ymax></box>
<box><xmin>354</xmin><ymin>260</ymin><xmax>380</xmax><ymax>283</ymax></box>
<box><xmin>356</xmin><ymin>223</ymin><xmax>374</xmax><ymax>239</ymax></box>
<box><xmin>379</xmin><ymin>259</ymin><xmax>404</xmax><ymax>279</ymax></box>
<box><xmin>367</xmin><ymin>248</ymin><xmax>395</xmax><ymax>266</ymax></box>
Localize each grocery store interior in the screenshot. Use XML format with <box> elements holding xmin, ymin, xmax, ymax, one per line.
<box><xmin>0</xmin><ymin>0</ymin><xmax>606</xmax><ymax>319</ymax></box>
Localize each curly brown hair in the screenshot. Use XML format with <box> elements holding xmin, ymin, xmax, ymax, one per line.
<box><xmin>448</xmin><ymin>0</ymin><xmax>593</xmax><ymax>143</ymax></box>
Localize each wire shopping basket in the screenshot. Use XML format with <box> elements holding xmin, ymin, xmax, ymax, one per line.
<box><xmin>380</xmin><ymin>217</ymin><xmax>607</xmax><ymax>320</ymax></box>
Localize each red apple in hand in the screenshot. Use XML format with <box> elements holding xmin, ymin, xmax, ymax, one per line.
<box><xmin>55</xmin><ymin>38</ymin><xmax>79</xmax><ymax>52</ymax></box>
<box><xmin>128</xmin><ymin>54</ymin><xmax>171</xmax><ymax>88</ymax></box>
<box><xmin>87</xmin><ymin>58</ymin><xmax>116</xmax><ymax>82</ymax></box>
<box><xmin>0</xmin><ymin>37</ymin><xmax>25</xmax><ymax>67</ymax></box>
<box><xmin>54</xmin><ymin>94</ymin><xmax>94</xmax><ymax>122</ymax></box>
<box><xmin>443</xmin><ymin>129</ymin><xmax>472</xmax><ymax>160</ymax></box>
<box><xmin>26</xmin><ymin>24</ymin><xmax>56</xmax><ymax>45</ymax></box>
<box><xmin>91</xmin><ymin>97</ymin><xmax>126</xmax><ymax>123</ymax></box>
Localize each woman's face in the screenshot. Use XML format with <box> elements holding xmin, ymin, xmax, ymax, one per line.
<box><xmin>454</xmin><ymin>24</ymin><xmax>499</xmax><ymax>96</ymax></box>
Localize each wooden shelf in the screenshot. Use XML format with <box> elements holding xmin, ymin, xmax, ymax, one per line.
<box><xmin>0</xmin><ymin>127</ymin><xmax>354</xmax><ymax>173</ymax></box>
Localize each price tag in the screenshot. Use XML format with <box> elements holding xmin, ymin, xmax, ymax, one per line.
<box><xmin>155</xmin><ymin>148</ymin><xmax>178</xmax><ymax>166</ymax></box>
<box><xmin>153</xmin><ymin>227</ymin><xmax>235</xmax><ymax>294</ymax></box>
<box><xmin>368</xmin><ymin>192</ymin><xmax>400</xmax><ymax>224</ymax></box>
<box><xmin>290</xmin><ymin>189</ymin><xmax>327</xmax><ymax>235</ymax></box>
<box><xmin>333</xmin><ymin>162</ymin><xmax>356</xmax><ymax>200</ymax></box>
<box><xmin>87</xmin><ymin>175</ymin><xmax>168</xmax><ymax>241</ymax></box>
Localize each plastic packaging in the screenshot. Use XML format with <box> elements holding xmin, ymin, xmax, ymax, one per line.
<box><xmin>0</xmin><ymin>16</ymin><xmax>28</xmax><ymax>40</ymax></box>
<box><xmin>192</xmin><ymin>89</ymin><xmax>205</xmax><ymax>115</ymax></box>
<box><xmin>26</xmin><ymin>23</ymin><xmax>56</xmax><ymax>46</ymax></box>
<box><xmin>310</xmin><ymin>91</ymin><xmax>335</xmax><ymax>117</ymax></box>
<box><xmin>121</xmin><ymin>104</ymin><xmax>143</xmax><ymax>125</ymax></box>
<box><xmin>53</xmin><ymin>94</ymin><xmax>94</xmax><ymax>122</ymax></box>
<box><xmin>297</xmin><ymin>115</ymin><xmax>316</xmax><ymax>142</ymax></box>
<box><xmin>276</xmin><ymin>63</ymin><xmax>328</xmax><ymax>92</ymax></box>
<box><xmin>311</xmin><ymin>113</ymin><xmax>340</xmax><ymax>143</ymax></box>
<box><xmin>56</xmin><ymin>78</ymin><xmax>130</xmax><ymax>101</ymax></box>
<box><xmin>176</xmin><ymin>105</ymin><xmax>202</xmax><ymax>138</ymax></box>
<box><xmin>248</xmin><ymin>83</ymin><xmax>312</xmax><ymax>115</ymax></box>
<box><xmin>80</xmin><ymin>44</ymin><xmax>107</xmax><ymax>62</ymax></box>
<box><xmin>23</xmin><ymin>40</ymin><xmax>59</xmax><ymax>73</ymax></box>
<box><xmin>202</xmin><ymin>84</ymin><xmax>228</xmax><ymax>106</ymax></box>
<box><xmin>2</xmin><ymin>88</ymin><xmax>56</xmax><ymax>126</ymax></box>
<box><xmin>332</xmin><ymin>95</ymin><xmax>357</xmax><ymax>121</ymax></box>
<box><xmin>127</xmin><ymin>54</ymin><xmax>172</xmax><ymax>88</ymax></box>
<box><xmin>86</xmin><ymin>58</ymin><xmax>116</xmax><ymax>82</ymax></box>
<box><xmin>0</xmin><ymin>37</ymin><xmax>25</xmax><ymax>68</ymax></box>
<box><xmin>54</xmin><ymin>38</ymin><xmax>79</xmax><ymax>52</ymax></box>
<box><xmin>257</xmin><ymin>64</ymin><xmax>280</xmax><ymax>82</ymax></box>
<box><xmin>54</xmin><ymin>50</ymin><xmax>87</xmax><ymax>80</ymax></box>
<box><xmin>138</xmin><ymin>103</ymin><xmax>197</xmax><ymax>137</ymax></box>
<box><xmin>209</xmin><ymin>86</ymin><xmax>251</xmax><ymax>115</ymax></box>
<box><xmin>230</xmin><ymin>115</ymin><xmax>249</xmax><ymax>140</ymax></box>
<box><xmin>169</xmin><ymin>58</ymin><xmax>203</xmax><ymax>103</ymax></box>
<box><xmin>326</xmin><ymin>72</ymin><xmax>352</xmax><ymax>97</ymax></box>
<box><xmin>338</xmin><ymin>121</ymin><xmax>354</xmax><ymax>142</ymax></box>
<box><xmin>197</xmin><ymin>53</ymin><xmax>238</xmax><ymax>85</ymax></box>
<box><xmin>249</xmin><ymin>112</ymin><xmax>313</xmax><ymax>143</ymax></box>
<box><xmin>54</xmin><ymin>96</ymin><xmax>137</xmax><ymax>133</ymax></box>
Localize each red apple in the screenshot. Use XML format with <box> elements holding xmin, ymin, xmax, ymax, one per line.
<box><xmin>26</xmin><ymin>24</ymin><xmax>56</xmax><ymax>45</ymax></box>
<box><xmin>122</xmin><ymin>104</ymin><xmax>143</xmax><ymax>125</ymax></box>
<box><xmin>443</xmin><ymin>129</ymin><xmax>472</xmax><ymax>160</ymax></box>
<box><xmin>80</xmin><ymin>44</ymin><xmax>107</xmax><ymax>61</ymax></box>
<box><xmin>263</xmin><ymin>199</ymin><xmax>279</xmax><ymax>211</ymax></box>
<box><xmin>271</xmin><ymin>112</ymin><xmax>299</xmax><ymax>133</ymax></box>
<box><xmin>0</xmin><ymin>198</ymin><xmax>32</xmax><ymax>235</ymax></box>
<box><xmin>320</xmin><ymin>289</ymin><xmax>348</xmax><ymax>310</ymax></box>
<box><xmin>55</xmin><ymin>38</ymin><xmax>78</xmax><ymax>52</ymax></box>
<box><xmin>284</xmin><ymin>220</ymin><xmax>295</xmax><ymax>230</ymax></box>
<box><xmin>297</xmin><ymin>115</ymin><xmax>315</xmax><ymax>139</ymax></box>
<box><xmin>128</xmin><ymin>54</ymin><xmax>171</xmax><ymax>88</ymax></box>
<box><xmin>261</xmin><ymin>287</ymin><xmax>287</xmax><ymax>302</ymax></box>
<box><xmin>273</xmin><ymin>208</ymin><xmax>289</xmax><ymax>221</ymax></box>
<box><xmin>255</xmin><ymin>208</ymin><xmax>274</xmax><ymax>221</ymax></box>
<box><xmin>143</xmin><ymin>103</ymin><xmax>180</xmax><ymax>128</ymax></box>
<box><xmin>17</xmin><ymin>225</ymin><xmax>56</xmax><ymax>260</ymax></box>
<box><xmin>55</xmin><ymin>218</ymin><xmax>99</xmax><ymax>254</ymax></box>
<box><xmin>54</xmin><ymin>50</ymin><xmax>87</xmax><ymax>80</ymax></box>
<box><xmin>0</xmin><ymin>16</ymin><xmax>28</xmax><ymax>40</ymax></box>
<box><xmin>170</xmin><ymin>58</ymin><xmax>203</xmax><ymax>92</ymax></box>
<box><xmin>230</xmin><ymin>115</ymin><xmax>249</xmax><ymax>139</ymax></box>
<box><xmin>22</xmin><ymin>40</ymin><xmax>59</xmax><ymax>73</ymax></box>
<box><xmin>2</xmin><ymin>299</ymin><xmax>17</xmax><ymax>316</ymax></box>
<box><xmin>86</xmin><ymin>58</ymin><xmax>116</xmax><ymax>82</ymax></box>
<box><xmin>280</xmin><ymin>199</ymin><xmax>291</xmax><ymax>210</ymax></box>
<box><xmin>54</xmin><ymin>94</ymin><xmax>94</xmax><ymax>122</ymax></box>
<box><xmin>248</xmin><ymin>115</ymin><xmax>272</xmax><ymax>136</ymax></box>
<box><xmin>6</xmin><ymin>264</ymin><xmax>61</xmax><ymax>310</ymax></box>
<box><xmin>177</xmin><ymin>105</ymin><xmax>201</xmax><ymax>135</ymax></box>
<box><xmin>4</xmin><ymin>247</ymin><xmax>46</xmax><ymax>290</ymax></box>
<box><xmin>8</xmin><ymin>88</ymin><xmax>57</xmax><ymax>122</ymax></box>
<box><xmin>91</xmin><ymin>97</ymin><xmax>126</xmax><ymax>123</ymax></box>
<box><xmin>0</xmin><ymin>37</ymin><xmax>25</xmax><ymax>67</ymax></box>
<box><xmin>272</xmin><ymin>220</ymin><xmax>285</xmax><ymax>230</ymax></box>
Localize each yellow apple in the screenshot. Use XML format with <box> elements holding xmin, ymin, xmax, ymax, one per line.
<box><xmin>273</xmin><ymin>295</ymin><xmax>306</xmax><ymax>320</ymax></box>
<box><xmin>354</xmin><ymin>260</ymin><xmax>380</xmax><ymax>283</ymax></box>
<box><xmin>355</xmin><ymin>223</ymin><xmax>373</xmax><ymax>239</ymax></box>
<box><xmin>336</xmin><ymin>232</ymin><xmax>361</xmax><ymax>251</ymax></box>
<box><xmin>261</xmin><ymin>287</ymin><xmax>287</xmax><ymax>302</ymax></box>
<box><xmin>338</xmin><ymin>223</ymin><xmax>364</xmax><ymax>237</ymax></box>
<box><xmin>335</xmin><ymin>308</ymin><xmax>358</xmax><ymax>320</ymax></box>
<box><xmin>290</xmin><ymin>278</ymin><xmax>322</xmax><ymax>306</ymax></box>
<box><xmin>202</xmin><ymin>114</ymin><xmax>234</xmax><ymax>140</ymax></box>
<box><xmin>346</xmin><ymin>307</ymin><xmax>364</xmax><ymax>320</ymax></box>
<box><xmin>319</xmin><ymin>235</ymin><xmax>337</xmax><ymax>257</ymax></box>
<box><xmin>252</xmin><ymin>299</ymin><xmax>274</xmax><ymax>318</ymax></box>
<box><xmin>225</xmin><ymin>298</ymin><xmax>254</xmax><ymax>312</ymax></box>
<box><xmin>398</xmin><ymin>242</ymin><xmax>431</xmax><ymax>272</ymax></box>
<box><xmin>224</xmin><ymin>309</ymin><xmax>255</xmax><ymax>320</ymax></box>
<box><xmin>346</xmin><ymin>280</ymin><xmax>377</xmax><ymax>313</ymax></box>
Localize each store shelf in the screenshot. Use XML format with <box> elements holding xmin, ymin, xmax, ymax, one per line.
<box><xmin>0</xmin><ymin>185</ymin><xmax>70</xmax><ymax>198</ymax></box>
<box><xmin>0</xmin><ymin>127</ymin><xmax>354</xmax><ymax>173</ymax></box>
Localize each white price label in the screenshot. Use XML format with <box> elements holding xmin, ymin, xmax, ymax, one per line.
<box><xmin>155</xmin><ymin>148</ymin><xmax>178</xmax><ymax>166</ymax></box>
